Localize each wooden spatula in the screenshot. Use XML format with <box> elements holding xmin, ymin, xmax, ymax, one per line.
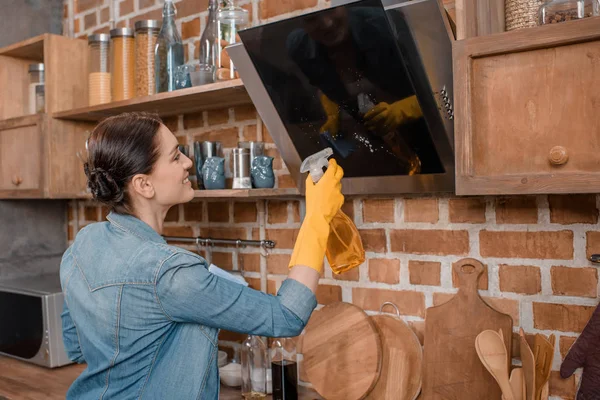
<box><xmin>509</xmin><ymin>368</ymin><xmax>525</xmax><ymax>400</ymax></box>
<box><xmin>476</xmin><ymin>330</ymin><xmax>515</xmax><ymax>400</ymax></box>
<box><xmin>520</xmin><ymin>328</ymin><xmax>536</xmax><ymax>400</ymax></box>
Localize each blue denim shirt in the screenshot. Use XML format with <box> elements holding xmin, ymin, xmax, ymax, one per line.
<box><xmin>60</xmin><ymin>212</ymin><xmax>317</xmax><ymax>399</ymax></box>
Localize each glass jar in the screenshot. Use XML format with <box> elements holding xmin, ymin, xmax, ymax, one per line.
<box><xmin>88</xmin><ymin>34</ymin><xmax>111</xmax><ymax>106</ymax></box>
<box><xmin>28</xmin><ymin>63</ymin><xmax>44</xmax><ymax>114</ymax></box>
<box><xmin>594</xmin><ymin>0</ymin><xmax>600</xmax><ymax>14</ymax></box>
<box><xmin>110</xmin><ymin>28</ymin><xmax>135</xmax><ymax>101</ymax></box>
<box><xmin>538</xmin><ymin>0</ymin><xmax>593</xmax><ymax>24</ymax></box>
<box><xmin>217</xmin><ymin>0</ymin><xmax>249</xmax><ymax>80</ymax></box>
<box><xmin>135</xmin><ymin>20</ymin><xmax>161</xmax><ymax>97</ymax></box>
<box><xmin>241</xmin><ymin>335</ymin><xmax>267</xmax><ymax>399</ymax></box>
<box><xmin>35</xmin><ymin>85</ymin><xmax>45</xmax><ymax>113</ymax></box>
<box><xmin>270</xmin><ymin>338</ymin><xmax>298</xmax><ymax>400</ymax></box>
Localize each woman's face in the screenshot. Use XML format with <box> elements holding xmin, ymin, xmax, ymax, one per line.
<box><xmin>149</xmin><ymin>125</ymin><xmax>195</xmax><ymax>206</ymax></box>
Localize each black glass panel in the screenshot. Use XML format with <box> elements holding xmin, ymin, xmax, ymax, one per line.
<box><xmin>239</xmin><ymin>0</ymin><xmax>444</xmax><ymax>177</ymax></box>
<box><xmin>0</xmin><ymin>292</ymin><xmax>43</xmax><ymax>359</ymax></box>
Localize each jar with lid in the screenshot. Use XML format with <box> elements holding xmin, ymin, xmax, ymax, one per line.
<box><xmin>135</xmin><ymin>20</ymin><xmax>161</xmax><ymax>97</ymax></box>
<box><xmin>28</xmin><ymin>63</ymin><xmax>44</xmax><ymax>114</ymax></box>
<box><xmin>538</xmin><ymin>0</ymin><xmax>593</xmax><ymax>24</ymax></box>
<box><xmin>110</xmin><ymin>28</ymin><xmax>135</xmax><ymax>101</ymax></box>
<box><xmin>270</xmin><ymin>338</ymin><xmax>298</xmax><ymax>400</ymax></box>
<box><xmin>88</xmin><ymin>34</ymin><xmax>111</xmax><ymax>106</ymax></box>
<box><xmin>217</xmin><ymin>0</ymin><xmax>249</xmax><ymax>80</ymax></box>
<box><xmin>241</xmin><ymin>335</ymin><xmax>267</xmax><ymax>399</ymax></box>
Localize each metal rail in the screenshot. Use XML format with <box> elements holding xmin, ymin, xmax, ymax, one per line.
<box><xmin>163</xmin><ymin>236</ymin><xmax>276</xmax><ymax>249</ymax></box>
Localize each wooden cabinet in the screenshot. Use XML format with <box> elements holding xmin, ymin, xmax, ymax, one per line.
<box><xmin>0</xmin><ymin>34</ymin><xmax>93</xmax><ymax>199</ymax></box>
<box><xmin>0</xmin><ymin>115</ymin><xmax>44</xmax><ymax>196</ymax></box>
<box><xmin>454</xmin><ymin>18</ymin><xmax>600</xmax><ymax>195</ymax></box>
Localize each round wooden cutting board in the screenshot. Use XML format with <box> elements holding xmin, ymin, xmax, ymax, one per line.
<box><xmin>302</xmin><ymin>302</ymin><xmax>382</xmax><ymax>400</ymax></box>
<box><xmin>366</xmin><ymin>314</ymin><xmax>423</xmax><ymax>400</ymax></box>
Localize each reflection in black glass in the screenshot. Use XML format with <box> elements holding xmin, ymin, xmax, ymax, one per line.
<box><xmin>239</xmin><ymin>0</ymin><xmax>443</xmax><ymax>178</ymax></box>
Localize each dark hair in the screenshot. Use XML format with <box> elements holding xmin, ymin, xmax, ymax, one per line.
<box><xmin>84</xmin><ymin>112</ymin><xmax>163</xmax><ymax>214</ymax></box>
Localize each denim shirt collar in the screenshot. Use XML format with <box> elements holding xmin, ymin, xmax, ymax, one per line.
<box><xmin>106</xmin><ymin>212</ymin><xmax>166</xmax><ymax>244</ymax></box>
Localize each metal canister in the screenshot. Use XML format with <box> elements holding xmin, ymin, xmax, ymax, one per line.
<box><xmin>232</xmin><ymin>148</ymin><xmax>252</xmax><ymax>189</ymax></box>
<box><xmin>238</xmin><ymin>141</ymin><xmax>264</xmax><ymax>166</ymax></box>
<box><xmin>201</xmin><ymin>141</ymin><xmax>222</xmax><ymax>159</ymax></box>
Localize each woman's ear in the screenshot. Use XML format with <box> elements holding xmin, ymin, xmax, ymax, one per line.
<box><xmin>130</xmin><ymin>174</ymin><xmax>155</xmax><ymax>199</ymax></box>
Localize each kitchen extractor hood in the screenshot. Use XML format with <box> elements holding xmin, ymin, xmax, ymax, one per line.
<box><xmin>228</xmin><ymin>0</ymin><xmax>455</xmax><ymax>195</ymax></box>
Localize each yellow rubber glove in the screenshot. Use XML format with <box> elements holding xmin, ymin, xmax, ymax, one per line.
<box><xmin>319</xmin><ymin>94</ymin><xmax>340</xmax><ymax>137</ymax></box>
<box><xmin>289</xmin><ymin>159</ymin><xmax>345</xmax><ymax>274</ymax></box>
<box><xmin>363</xmin><ymin>95</ymin><xmax>423</xmax><ymax>132</ymax></box>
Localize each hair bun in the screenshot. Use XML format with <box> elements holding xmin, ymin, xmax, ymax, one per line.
<box><xmin>84</xmin><ymin>163</ymin><xmax>124</xmax><ymax>204</ymax></box>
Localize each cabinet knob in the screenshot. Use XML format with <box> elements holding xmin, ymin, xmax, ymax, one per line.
<box><xmin>549</xmin><ymin>146</ymin><xmax>568</xmax><ymax>166</ymax></box>
<box><xmin>11</xmin><ymin>175</ymin><xmax>23</xmax><ymax>186</ymax></box>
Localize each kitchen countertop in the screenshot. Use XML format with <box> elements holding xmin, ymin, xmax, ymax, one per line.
<box><xmin>0</xmin><ymin>356</ymin><xmax>322</xmax><ymax>399</ymax></box>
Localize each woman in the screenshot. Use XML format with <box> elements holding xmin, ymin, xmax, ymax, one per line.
<box><xmin>60</xmin><ymin>112</ymin><xmax>344</xmax><ymax>399</ymax></box>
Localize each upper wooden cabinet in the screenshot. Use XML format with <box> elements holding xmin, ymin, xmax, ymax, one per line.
<box><xmin>0</xmin><ymin>34</ymin><xmax>94</xmax><ymax>199</ymax></box>
<box><xmin>454</xmin><ymin>18</ymin><xmax>600</xmax><ymax>195</ymax></box>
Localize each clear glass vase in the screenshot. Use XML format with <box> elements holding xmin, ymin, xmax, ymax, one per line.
<box><xmin>217</xmin><ymin>0</ymin><xmax>249</xmax><ymax>80</ymax></box>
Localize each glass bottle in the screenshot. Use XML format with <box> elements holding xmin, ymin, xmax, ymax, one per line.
<box><xmin>300</xmin><ymin>148</ymin><xmax>366</xmax><ymax>275</ymax></box>
<box><xmin>197</xmin><ymin>0</ymin><xmax>219</xmax><ymax>84</ymax></box>
<box><xmin>538</xmin><ymin>0</ymin><xmax>592</xmax><ymax>24</ymax></box>
<box><xmin>270</xmin><ymin>338</ymin><xmax>298</xmax><ymax>400</ymax></box>
<box><xmin>241</xmin><ymin>335</ymin><xmax>267</xmax><ymax>400</ymax></box>
<box><xmin>155</xmin><ymin>0</ymin><xmax>184</xmax><ymax>92</ymax></box>
<box><xmin>217</xmin><ymin>0</ymin><xmax>249</xmax><ymax>80</ymax></box>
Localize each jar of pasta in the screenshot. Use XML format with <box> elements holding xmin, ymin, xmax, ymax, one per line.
<box><xmin>134</xmin><ymin>20</ymin><xmax>161</xmax><ymax>97</ymax></box>
<box><xmin>110</xmin><ymin>28</ymin><xmax>135</xmax><ymax>101</ymax></box>
<box><xmin>88</xmin><ymin>34</ymin><xmax>111</xmax><ymax>106</ymax></box>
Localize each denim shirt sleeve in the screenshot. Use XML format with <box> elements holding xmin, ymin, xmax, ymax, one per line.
<box><xmin>61</xmin><ymin>299</ymin><xmax>85</xmax><ymax>364</ymax></box>
<box><xmin>155</xmin><ymin>252</ymin><xmax>317</xmax><ymax>337</ymax></box>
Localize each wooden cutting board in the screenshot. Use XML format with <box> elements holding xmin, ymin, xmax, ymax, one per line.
<box><xmin>367</xmin><ymin>313</ymin><xmax>422</xmax><ymax>400</ymax></box>
<box><xmin>422</xmin><ymin>258</ymin><xmax>513</xmax><ymax>400</ymax></box>
<box><xmin>303</xmin><ymin>302</ymin><xmax>382</xmax><ymax>400</ymax></box>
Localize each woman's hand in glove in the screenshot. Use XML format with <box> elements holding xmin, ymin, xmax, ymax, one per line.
<box><xmin>319</xmin><ymin>94</ymin><xmax>340</xmax><ymax>137</ymax></box>
<box><xmin>363</xmin><ymin>95</ymin><xmax>423</xmax><ymax>132</ymax></box>
<box><xmin>288</xmin><ymin>159</ymin><xmax>344</xmax><ymax>274</ymax></box>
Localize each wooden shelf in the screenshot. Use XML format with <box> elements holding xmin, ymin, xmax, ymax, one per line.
<box><xmin>192</xmin><ymin>188</ymin><xmax>300</xmax><ymax>199</ymax></box>
<box><xmin>53</xmin><ymin>79</ymin><xmax>251</xmax><ymax>121</ymax></box>
<box><xmin>80</xmin><ymin>188</ymin><xmax>301</xmax><ymax>201</ymax></box>
<box><xmin>0</xmin><ymin>33</ymin><xmax>46</xmax><ymax>61</ymax></box>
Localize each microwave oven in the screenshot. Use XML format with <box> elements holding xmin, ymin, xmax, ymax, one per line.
<box><xmin>0</xmin><ymin>274</ymin><xmax>72</xmax><ymax>368</ymax></box>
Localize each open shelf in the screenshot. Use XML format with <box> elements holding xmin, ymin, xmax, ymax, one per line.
<box><xmin>0</xmin><ymin>34</ymin><xmax>45</xmax><ymax>61</ymax></box>
<box><xmin>53</xmin><ymin>79</ymin><xmax>251</xmax><ymax>121</ymax></box>
<box><xmin>80</xmin><ymin>188</ymin><xmax>301</xmax><ymax>201</ymax></box>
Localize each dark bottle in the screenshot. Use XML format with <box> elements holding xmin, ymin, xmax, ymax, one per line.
<box><xmin>270</xmin><ymin>338</ymin><xmax>298</xmax><ymax>400</ymax></box>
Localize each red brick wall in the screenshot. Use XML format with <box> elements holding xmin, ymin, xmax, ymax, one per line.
<box><xmin>64</xmin><ymin>1</ymin><xmax>592</xmax><ymax>399</ymax></box>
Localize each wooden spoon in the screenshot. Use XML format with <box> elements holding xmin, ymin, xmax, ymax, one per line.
<box><xmin>476</xmin><ymin>330</ymin><xmax>515</xmax><ymax>400</ymax></box>
<box><xmin>520</xmin><ymin>328</ymin><xmax>536</xmax><ymax>400</ymax></box>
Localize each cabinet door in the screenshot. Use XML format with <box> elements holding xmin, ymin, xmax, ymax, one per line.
<box><xmin>454</xmin><ymin>18</ymin><xmax>600</xmax><ymax>195</ymax></box>
<box><xmin>0</xmin><ymin>115</ymin><xmax>43</xmax><ymax>197</ymax></box>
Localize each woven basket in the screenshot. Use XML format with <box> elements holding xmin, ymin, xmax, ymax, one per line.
<box><xmin>505</xmin><ymin>0</ymin><xmax>546</xmax><ymax>30</ymax></box>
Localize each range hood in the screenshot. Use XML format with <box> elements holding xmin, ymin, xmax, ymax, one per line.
<box><xmin>228</xmin><ymin>0</ymin><xmax>455</xmax><ymax>195</ymax></box>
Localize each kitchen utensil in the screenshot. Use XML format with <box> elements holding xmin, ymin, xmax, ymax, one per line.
<box><xmin>475</xmin><ymin>330</ymin><xmax>514</xmax><ymax>400</ymax></box>
<box><xmin>302</xmin><ymin>302</ymin><xmax>382</xmax><ymax>400</ymax></box>
<box><xmin>520</xmin><ymin>328</ymin><xmax>536</xmax><ymax>400</ymax></box>
<box><xmin>193</xmin><ymin>141</ymin><xmax>203</xmax><ymax>188</ymax></box>
<box><xmin>561</xmin><ymin>302</ymin><xmax>600</xmax><ymax>399</ymax></box>
<box><xmin>533</xmin><ymin>334</ymin><xmax>554</xmax><ymax>400</ymax></box>
<box><xmin>540</xmin><ymin>381</ymin><xmax>549</xmax><ymax>400</ymax></box>
<box><xmin>366</xmin><ymin>302</ymin><xmax>422</xmax><ymax>400</ymax></box>
<box><xmin>422</xmin><ymin>258</ymin><xmax>513</xmax><ymax>400</ymax></box>
<box><xmin>200</xmin><ymin>141</ymin><xmax>222</xmax><ymax>159</ymax></box>
<box><xmin>509</xmin><ymin>368</ymin><xmax>525</xmax><ymax>400</ymax></box>
<box><xmin>232</xmin><ymin>148</ymin><xmax>252</xmax><ymax>189</ymax></box>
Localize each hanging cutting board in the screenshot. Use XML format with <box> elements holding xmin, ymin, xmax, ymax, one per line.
<box><xmin>366</xmin><ymin>303</ymin><xmax>423</xmax><ymax>400</ymax></box>
<box><xmin>303</xmin><ymin>302</ymin><xmax>382</xmax><ymax>400</ymax></box>
<box><xmin>422</xmin><ymin>258</ymin><xmax>513</xmax><ymax>400</ymax></box>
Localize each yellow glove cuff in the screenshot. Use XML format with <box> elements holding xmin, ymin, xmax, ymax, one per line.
<box><xmin>288</xmin><ymin>215</ymin><xmax>331</xmax><ymax>274</ymax></box>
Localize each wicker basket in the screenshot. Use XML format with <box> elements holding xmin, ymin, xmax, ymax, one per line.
<box><xmin>505</xmin><ymin>0</ymin><xmax>546</xmax><ymax>30</ymax></box>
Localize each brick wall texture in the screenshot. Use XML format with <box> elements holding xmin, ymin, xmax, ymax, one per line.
<box><xmin>65</xmin><ymin>1</ymin><xmax>589</xmax><ymax>399</ymax></box>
